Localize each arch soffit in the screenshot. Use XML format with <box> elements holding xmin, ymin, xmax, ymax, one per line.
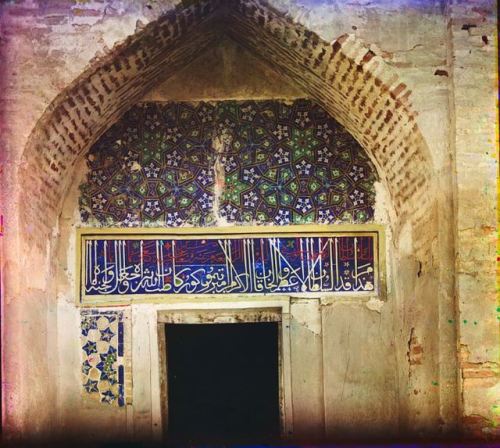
<box><xmin>18</xmin><ymin>0</ymin><xmax>433</xmax><ymax>251</ymax></box>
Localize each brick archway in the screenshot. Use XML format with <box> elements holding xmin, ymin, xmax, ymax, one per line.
<box><xmin>18</xmin><ymin>0</ymin><xmax>432</xmax><ymax>252</ymax></box>
<box><xmin>7</xmin><ymin>0</ymin><xmax>456</xmax><ymax>441</ymax></box>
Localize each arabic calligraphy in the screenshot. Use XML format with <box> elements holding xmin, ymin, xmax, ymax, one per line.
<box><xmin>81</xmin><ymin>234</ymin><xmax>377</xmax><ymax>299</ymax></box>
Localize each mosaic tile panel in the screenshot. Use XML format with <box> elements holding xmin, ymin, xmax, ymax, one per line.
<box><xmin>80</xmin><ymin>310</ymin><xmax>125</xmax><ymax>406</ymax></box>
<box><xmin>80</xmin><ymin>102</ymin><xmax>216</xmax><ymax>227</ymax></box>
<box><xmin>216</xmin><ymin>100</ymin><xmax>377</xmax><ymax>224</ymax></box>
<box><xmin>80</xmin><ymin>100</ymin><xmax>377</xmax><ymax>226</ymax></box>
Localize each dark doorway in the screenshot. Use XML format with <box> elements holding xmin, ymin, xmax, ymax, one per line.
<box><xmin>165</xmin><ymin>322</ymin><xmax>280</xmax><ymax>444</ymax></box>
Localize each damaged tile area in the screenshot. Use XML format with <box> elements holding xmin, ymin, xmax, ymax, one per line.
<box><xmin>80</xmin><ymin>310</ymin><xmax>126</xmax><ymax>407</ymax></box>
<box><xmin>79</xmin><ymin>100</ymin><xmax>377</xmax><ymax>227</ymax></box>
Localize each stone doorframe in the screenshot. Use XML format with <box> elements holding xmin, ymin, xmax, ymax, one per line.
<box><xmin>131</xmin><ymin>298</ymin><xmax>293</xmax><ymax>442</ymax></box>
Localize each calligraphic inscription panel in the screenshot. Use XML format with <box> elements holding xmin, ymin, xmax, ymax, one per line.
<box><xmin>80</xmin><ymin>230</ymin><xmax>381</xmax><ymax>303</ymax></box>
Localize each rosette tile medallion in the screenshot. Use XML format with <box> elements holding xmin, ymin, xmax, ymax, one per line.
<box><xmin>79</xmin><ymin>100</ymin><xmax>377</xmax><ymax>226</ymax></box>
<box><xmin>80</xmin><ymin>310</ymin><xmax>125</xmax><ymax>406</ymax></box>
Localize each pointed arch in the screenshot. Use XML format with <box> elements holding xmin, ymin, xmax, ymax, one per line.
<box><xmin>8</xmin><ymin>0</ymin><xmax>457</xmax><ymax>440</ymax></box>
<box><xmin>19</xmin><ymin>0</ymin><xmax>433</xmax><ymax>254</ymax></box>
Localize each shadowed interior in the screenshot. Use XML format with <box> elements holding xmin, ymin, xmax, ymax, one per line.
<box><xmin>166</xmin><ymin>322</ymin><xmax>280</xmax><ymax>443</ymax></box>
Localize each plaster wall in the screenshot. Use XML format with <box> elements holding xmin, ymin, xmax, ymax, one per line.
<box><xmin>449</xmin><ymin>1</ymin><xmax>499</xmax><ymax>438</ymax></box>
<box><xmin>0</xmin><ymin>0</ymin><xmax>497</xmax><ymax>442</ymax></box>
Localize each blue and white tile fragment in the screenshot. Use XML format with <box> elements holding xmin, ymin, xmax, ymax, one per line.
<box><xmin>80</xmin><ymin>309</ymin><xmax>125</xmax><ymax>406</ymax></box>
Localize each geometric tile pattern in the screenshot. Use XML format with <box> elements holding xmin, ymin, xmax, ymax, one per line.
<box><xmin>217</xmin><ymin>100</ymin><xmax>377</xmax><ymax>224</ymax></box>
<box><xmin>80</xmin><ymin>102</ymin><xmax>216</xmax><ymax>227</ymax></box>
<box><xmin>80</xmin><ymin>310</ymin><xmax>125</xmax><ymax>406</ymax></box>
<box><xmin>80</xmin><ymin>100</ymin><xmax>377</xmax><ymax>226</ymax></box>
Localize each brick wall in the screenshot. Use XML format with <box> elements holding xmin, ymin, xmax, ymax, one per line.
<box><xmin>449</xmin><ymin>0</ymin><xmax>499</xmax><ymax>438</ymax></box>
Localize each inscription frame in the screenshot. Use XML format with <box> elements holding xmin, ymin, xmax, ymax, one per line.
<box><xmin>76</xmin><ymin>224</ymin><xmax>386</xmax><ymax>306</ymax></box>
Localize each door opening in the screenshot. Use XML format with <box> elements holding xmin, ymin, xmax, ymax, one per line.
<box><xmin>164</xmin><ymin>322</ymin><xmax>280</xmax><ymax>444</ymax></box>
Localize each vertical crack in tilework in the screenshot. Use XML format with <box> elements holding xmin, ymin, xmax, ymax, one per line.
<box><xmin>80</xmin><ymin>100</ymin><xmax>377</xmax><ymax>226</ymax></box>
<box><xmin>81</xmin><ymin>310</ymin><xmax>125</xmax><ymax>406</ymax></box>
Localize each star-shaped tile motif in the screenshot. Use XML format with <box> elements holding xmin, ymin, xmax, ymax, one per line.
<box><xmin>80</xmin><ymin>100</ymin><xmax>377</xmax><ymax>227</ymax></box>
<box><xmin>83</xmin><ymin>379</ymin><xmax>99</xmax><ymax>394</ymax></box>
